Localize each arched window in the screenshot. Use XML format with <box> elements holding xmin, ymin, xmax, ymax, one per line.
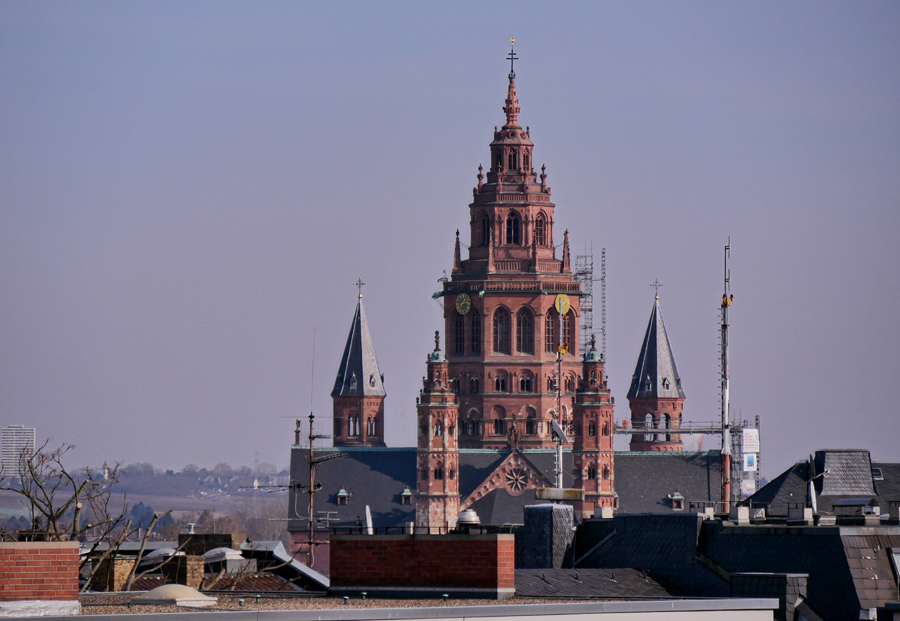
<box><xmin>480</xmin><ymin>213</ymin><xmax>490</xmax><ymax>246</ymax></box>
<box><xmin>505</xmin><ymin>212</ymin><xmax>521</xmax><ymax>245</ymax></box>
<box><xmin>367</xmin><ymin>418</ymin><xmax>376</xmax><ymax>436</ymax></box>
<box><xmin>433</xmin><ymin>422</ymin><xmax>443</xmax><ymax>436</ymax></box>
<box><xmin>516</xmin><ymin>309</ymin><xmax>534</xmax><ymax>354</ymax></box>
<box><xmin>602</xmin><ymin>464</ymin><xmax>610</xmax><ymax>480</ymax></box>
<box><xmin>519</xmin><ymin>376</ymin><xmax>532</xmax><ymax>392</ymax></box>
<box><xmin>507</xmin><ymin>149</ymin><xmax>518</xmax><ymax>170</ymax></box>
<box><xmin>469</xmin><ymin>377</ymin><xmax>480</xmax><ymax>394</ymax></box>
<box><xmin>588</xmin><ymin>422</ymin><xmax>597</xmax><ymax>437</ymax></box>
<box><xmin>448</xmin><ymin>469</ymin><xmax>456</xmax><ymax>480</ymax></box>
<box><xmin>561</xmin><ymin>311</ymin><xmax>572</xmax><ymax>352</ymax></box>
<box><xmin>602</xmin><ymin>422</ymin><xmax>609</xmax><ymax>436</ymax></box>
<box><xmin>546</xmin><ymin>375</ymin><xmax>555</xmax><ymax>393</ymax></box>
<box><xmin>494</xmin><ymin>375</ymin><xmax>507</xmax><ymax>392</ymax></box>
<box><xmin>470</xmin><ymin>311</ymin><xmax>482</xmax><ymax>354</ymax></box>
<box><xmin>493</xmin><ymin>417</ymin><xmax>505</xmax><ymax>435</ymax></box>
<box><xmin>545</xmin><ymin>310</ymin><xmax>556</xmax><ymax>353</ymax></box>
<box><xmin>644</xmin><ymin>413</ymin><xmax>654</xmax><ymax>442</ymax></box>
<box><xmin>525</xmin><ymin>407</ymin><xmax>537</xmax><ymax>435</ymax></box>
<box><xmin>565</xmin><ymin>375</ymin><xmax>574</xmax><ymax>393</ymax></box>
<box><xmin>493</xmin><ymin>308</ymin><xmax>511</xmax><ymax>354</ymax></box>
<box><xmin>662</xmin><ymin>414</ymin><xmax>671</xmax><ymax>442</ymax></box>
<box><xmin>434</xmin><ymin>466</ymin><xmax>444</xmax><ymax>480</ymax></box>
<box><xmin>587</xmin><ymin>464</ymin><xmax>597</xmax><ymax>480</ymax></box>
<box><xmin>524</xmin><ymin>150</ymin><xmax>530</xmax><ymax>171</ymax></box>
<box><xmin>535</xmin><ymin>214</ymin><xmax>546</xmax><ymax>246</ymax></box>
<box><xmin>454</xmin><ymin>312</ymin><xmax>465</xmax><ymax>355</ymax></box>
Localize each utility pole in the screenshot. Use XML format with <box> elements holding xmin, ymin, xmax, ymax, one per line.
<box><xmin>720</xmin><ymin>239</ymin><xmax>734</xmax><ymax>512</ymax></box>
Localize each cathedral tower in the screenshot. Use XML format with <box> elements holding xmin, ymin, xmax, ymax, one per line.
<box><xmin>331</xmin><ymin>289</ymin><xmax>386</xmax><ymax>448</ymax></box>
<box><xmin>627</xmin><ymin>296</ymin><xmax>685</xmax><ymax>452</ymax></box>
<box><xmin>443</xmin><ymin>43</ymin><xmax>583</xmax><ymax>450</ymax></box>
<box><xmin>572</xmin><ymin>335</ymin><xmax>617</xmax><ymax>519</ymax></box>
<box><xmin>415</xmin><ymin>333</ymin><xmax>460</xmax><ymax>531</ymax></box>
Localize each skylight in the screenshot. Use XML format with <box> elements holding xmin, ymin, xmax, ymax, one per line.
<box><xmin>872</xmin><ymin>468</ymin><xmax>884</xmax><ymax>481</ymax></box>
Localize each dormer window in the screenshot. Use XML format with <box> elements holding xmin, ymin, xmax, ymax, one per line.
<box><xmin>370</xmin><ymin>374</ymin><xmax>376</xmax><ymax>387</ymax></box>
<box><xmin>336</xmin><ymin>488</ymin><xmax>350</xmax><ymax>506</ymax></box>
<box><xmin>400</xmin><ymin>488</ymin><xmax>412</xmax><ymax>506</ymax></box>
<box><xmin>662</xmin><ymin>377</ymin><xmax>670</xmax><ymax>390</ymax></box>
<box><xmin>668</xmin><ymin>491</ymin><xmax>684</xmax><ymax>511</ymax></box>
<box><xmin>350</xmin><ymin>373</ymin><xmax>358</xmax><ymax>390</ymax></box>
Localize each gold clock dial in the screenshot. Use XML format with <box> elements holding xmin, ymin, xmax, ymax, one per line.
<box><xmin>455</xmin><ymin>293</ymin><xmax>472</xmax><ymax>315</ymax></box>
<box><xmin>554</xmin><ymin>293</ymin><xmax>570</xmax><ymax>315</ymax></box>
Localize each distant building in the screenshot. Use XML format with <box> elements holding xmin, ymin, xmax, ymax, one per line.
<box><xmin>1</xmin><ymin>424</ymin><xmax>36</xmax><ymax>477</ymax></box>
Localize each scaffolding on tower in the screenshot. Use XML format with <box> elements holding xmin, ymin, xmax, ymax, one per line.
<box><xmin>574</xmin><ymin>244</ymin><xmax>606</xmax><ymax>359</ymax></box>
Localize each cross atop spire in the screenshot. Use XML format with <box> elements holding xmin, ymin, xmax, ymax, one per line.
<box><xmin>354</xmin><ymin>277</ymin><xmax>366</xmax><ymax>299</ymax></box>
<box><xmin>650</xmin><ymin>279</ymin><xmax>663</xmax><ymax>300</ymax></box>
<box><xmin>507</xmin><ymin>37</ymin><xmax>518</xmax><ymax>77</ymax></box>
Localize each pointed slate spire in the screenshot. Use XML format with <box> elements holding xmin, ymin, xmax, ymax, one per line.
<box><xmin>627</xmin><ymin>298</ymin><xmax>685</xmax><ymax>400</ymax></box>
<box><xmin>331</xmin><ymin>297</ymin><xmax>386</xmax><ymax>398</ymax></box>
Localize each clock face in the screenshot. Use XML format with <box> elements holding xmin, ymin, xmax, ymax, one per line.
<box><xmin>554</xmin><ymin>293</ymin><xmax>570</xmax><ymax>315</ymax></box>
<box><xmin>455</xmin><ymin>293</ymin><xmax>472</xmax><ymax>315</ymax></box>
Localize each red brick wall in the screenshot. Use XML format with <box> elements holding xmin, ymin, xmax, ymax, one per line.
<box><xmin>0</xmin><ymin>542</ymin><xmax>79</xmax><ymax>601</ymax></box>
<box><xmin>330</xmin><ymin>534</ymin><xmax>515</xmax><ymax>590</ymax></box>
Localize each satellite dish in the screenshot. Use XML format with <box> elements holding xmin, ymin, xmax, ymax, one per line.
<box><xmin>551</xmin><ymin>419</ymin><xmax>569</xmax><ymax>444</ymax></box>
<box><xmin>365</xmin><ymin>505</ymin><xmax>374</xmax><ymax>536</ymax></box>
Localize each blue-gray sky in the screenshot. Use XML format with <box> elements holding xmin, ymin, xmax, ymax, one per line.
<box><xmin>1</xmin><ymin>2</ymin><xmax>898</xmax><ymax>479</ymax></box>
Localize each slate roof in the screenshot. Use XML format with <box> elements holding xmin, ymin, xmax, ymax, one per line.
<box><xmin>814</xmin><ymin>449</ymin><xmax>875</xmax><ymax>497</ymax></box>
<box><xmin>614</xmin><ymin>451</ymin><xmax>722</xmax><ymax>513</ymax></box>
<box><xmin>702</xmin><ymin>521</ymin><xmax>900</xmax><ymax>621</ymax></box>
<box><xmin>626</xmin><ymin>299</ymin><xmax>685</xmax><ymax>400</ymax></box>
<box><xmin>289</xmin><ymin>447</ymin><xmax>724</xmax><ymax>531</ymax></box>
<box><xmin>331</xmin><ymin>298</ymin><xmax>386</xmax><ymax>398</ymax></box>
<box><xmin>516</xmin><ymin>568</ymin><xmax>677</xmax><ymax>599</ymax></box>
<box><xmin>746</xmin><ymin>462</ymin><xmax>809</xmax><ymax>516</ymax></box>
<box><xmin>574</xmin><ymin>513</ymin><xmax>728</xmax><ymax>597</ymax></box>
<box><xmin>748</xmin><ymin>450</ymin><xmax>900</xmax><ymax>516</ymax></box>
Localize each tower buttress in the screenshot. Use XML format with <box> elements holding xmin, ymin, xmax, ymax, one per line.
<box><xmin>415</xmin><ymin>333</ymin><xmax>460</xmax><ymax>531</ymax></box>
<box><xmin>627</xmin><ymin>296</ymin><xmax>685</xmax><ymax>452</ymax></box>
<box><xmin>573</xmin><ymin>334</ymin><xmax>617</xmax><ymax>519</ymax></box>
<box><xmin>331</xmin><ymin>291</ymin><xmax>387</xmax><ymax>448</ymax></box>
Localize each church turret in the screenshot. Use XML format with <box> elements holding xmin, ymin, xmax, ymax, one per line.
<box><xmin>442</xmin><ymin>41</ymin><xmax>583</xmax><ymax>450</ymax></box>
<box><xmin>573</xmin><ymin>334</ymin><xmax>617</xmax><ymax>519</ymax></box>
<box><xmin>415</xmin><ymin>332</ymin><xmax>460</xmax><ymax>531</ymax></box>
<box><xmin>627</xmin><ymin>293</ymin><xmax>685</xmax><ymax>452</ymax></box>
<box><xmin>331</xmin><ymin>283</ymin><xmax>386</xmax><ymax>448</ymax></box>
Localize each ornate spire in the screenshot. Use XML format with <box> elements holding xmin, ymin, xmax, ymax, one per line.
<box><xmin>503</xmin><ymin>38</ymin><xmax>521</xmax><ymax>129</ymax></box>
<box><xmin>453</xmin><ymin>229</ymin><xmax>461</xmax><ymax>272</ymax></box>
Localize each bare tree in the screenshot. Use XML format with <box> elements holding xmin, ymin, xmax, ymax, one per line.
<box><xmin>0</xmin><ymin>441</ymin><xmax>169</xmax><ymax>592</ymax></box>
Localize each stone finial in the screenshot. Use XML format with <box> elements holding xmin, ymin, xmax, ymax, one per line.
<box><xmin>540</xmin><ymin>164</ymin><xmax>547</xmax><ymax>192</ymax></box>
<box><xmin>477</xmin><ymin>164</ymin><xmax>484</xmax><ymax>190</ymax></box>
<box><xmin>434</xmin><ymin>330</ymin><xmax>441</xmax><ymax>352</ymax></box>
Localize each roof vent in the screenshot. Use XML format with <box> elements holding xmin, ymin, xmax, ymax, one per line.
<box><xmin>458</xmin><ymin>509</ymin><xmax>481</xmax><ymax>526</ymax></box>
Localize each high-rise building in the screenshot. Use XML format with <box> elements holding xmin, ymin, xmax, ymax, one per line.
<box><xmin>1</xmin><ymin>424</ymin><xmax>36</xmax><ymax>477</ymax></box>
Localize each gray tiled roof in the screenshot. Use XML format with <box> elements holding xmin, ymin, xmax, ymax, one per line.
<box><xmin>331</xmin><ymin>298</ymin><xmax>386</xmax><ymax>398</ymax></box>
<box><xmin>749</xmin><ymin>451</ymin><xmax>898</xmax><ymax>516</ymax></box>
<box><xmin>814</xmin><ymin>450</ymin><xmax>875</xmax><ymax>497</ymax></box>
<box><xmin>626</xmin><ymin>299</ymin><xmax>685</xmax><ymax>399</ymax></box>
<box><xmin>614</xmin><ymin>451</ymin><xmax>722</xmax><ymax>513</ymax></box>
<box><xmin>289</xmin><ymin>447</ymin><xmax>726</xmax><ymax>530</ymax></box>
<box><xmin>574</xmin><ymin>513</ymin><xmax>728</xmax><ymax>597</ymax></box>
<box><xmin>516</xmin><ymin>568</ymin><xmax>677</xmax><ymax>598</ymax></box>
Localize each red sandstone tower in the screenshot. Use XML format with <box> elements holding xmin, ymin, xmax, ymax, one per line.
<box><xmin>627</xmin><ymin>296</ymin><xmax>685</xmax><ymax>452</ymax></box>
<box><xmin>573</xmin><ymin>335</ymin><xmax>617</xmax><ymax>518</ymax></box>
<box><xmin>331</xmin><ymin>291</ymin><xmax>387</xmax><ymax>448</ymax></box>
<box><xmin>415</xmin><ymin>333</ymin><xmax>460</xmax><ymax>531</ymax></box>
<box><xmin>444</xmin><ymin>45</ymin><xmax>582</xmax><ymax>450</ymax></box>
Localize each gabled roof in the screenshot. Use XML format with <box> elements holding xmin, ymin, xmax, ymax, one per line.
<box><xmin>627</xmin><ymin>299</ymin><xmax>685</xmax><ymax>399</ymax></box>
<box><xmin>331</xmin><ymin>298</ymin><xmax>386</xmax><ymax>397</ymax></box>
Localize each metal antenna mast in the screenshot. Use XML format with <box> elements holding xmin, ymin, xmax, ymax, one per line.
<box><xmin>720</xmin><ymin>239</ymin><xmax>734</xmax><ymax>511</ymax></box>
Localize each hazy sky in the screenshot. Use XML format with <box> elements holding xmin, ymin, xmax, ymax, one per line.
<box><xmin>1</xmin><ymin>2</ymin><xmax>898</xmax><ymax>479</ymax></box>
